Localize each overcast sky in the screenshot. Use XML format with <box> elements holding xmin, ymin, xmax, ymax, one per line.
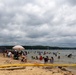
<box><xmin>0</xmin><ymin>0</ymin><xmax>76</xmax><ymax>47</ymax></box>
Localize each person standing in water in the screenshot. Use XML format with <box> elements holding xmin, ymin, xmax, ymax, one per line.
<box><xmin>39</xmin><ymin>55</ymin><xmax>43</xmax><ymax>61</ymax></box>
<box><xmin>58</xmin><ymin>56</ymin><xmax>60</xmax><ymax>59</ymax></box>
<box><xmin>50</xmin><ymin>57</ymin><xmax>54</xmax><ymax>64</ymax></box>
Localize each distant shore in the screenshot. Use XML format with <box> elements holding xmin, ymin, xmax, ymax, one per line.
<box><xmin>0</xmin><ymin>45</ymin><xmax>76</xmax><ymax>51</ymax></box>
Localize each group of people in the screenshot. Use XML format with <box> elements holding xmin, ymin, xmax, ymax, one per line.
<box><xmin>44</xmin><ymin>56</ymin><xmax>54</xmax><ymax>63</ymax></box>
<box><xmin>31</xmin><ymin>55</ymin><xmax>54</xmax><ymax>63</ymax></box>
<box><xmin>3</xmin><ymin>50</ymin><xmax>62</xmax><ymax>64</ymax></box>
<box><xmin>3</xmin><ymin>50</ymin><xmax>27</xmax><ymax>62</ymax></box>
<box><xmin>3</xmin><ymin>50</ymin><xmax>55</xmax><ymax>63</ymax></box>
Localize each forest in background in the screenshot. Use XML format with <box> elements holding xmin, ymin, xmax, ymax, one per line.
<box><xmin>0</xmin><ymin>45</ymin><xmax>76</xmax><ymax>50</ymax></box>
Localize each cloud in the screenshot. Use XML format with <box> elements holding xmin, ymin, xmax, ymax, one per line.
<box><xmin>0</xmin><ymin>0</ymin><xmax>76</xmax><ymax>47</ymax></box>
<box><xmin>66</xmin><ymin>0</ymin><xmax>76</xmax><ymax>6</ymax></box>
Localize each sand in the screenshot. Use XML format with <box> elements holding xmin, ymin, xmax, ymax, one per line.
<box><xmin>0</xmin><ymin>53</ymin><xmax>75</xmax><ymax>75</ymax></box>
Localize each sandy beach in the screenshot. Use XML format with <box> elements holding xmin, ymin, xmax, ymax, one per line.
<box><xmin>0</xmin><ymin>53</ymin><xmax>76</xmax><ymax>75</ymax></box>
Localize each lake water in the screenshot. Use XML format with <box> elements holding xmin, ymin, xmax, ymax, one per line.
<box><xmin>24</xmin><ymin>49</ymin><xmax>76</xmax><ymax>64</ymax></box>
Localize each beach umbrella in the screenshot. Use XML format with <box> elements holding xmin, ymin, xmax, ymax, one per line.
<box><xmin>12</xmin><ymin>45</ymin><xmax>25</xmax><ymax>50</ymax></box>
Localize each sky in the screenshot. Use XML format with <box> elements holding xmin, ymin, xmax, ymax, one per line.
<box><xmin>0</xmin><ymin>0</ymin><xmax>76</xmax><ymax>47</ymax></box>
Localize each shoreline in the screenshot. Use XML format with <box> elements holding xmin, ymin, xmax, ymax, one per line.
<box><xmin>0</xmin><ymin>53</ymin><xmax>76</xmax><ymax>75</ymax></box>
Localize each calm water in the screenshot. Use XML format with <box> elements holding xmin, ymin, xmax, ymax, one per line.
<box><xmin>24</xmin><ymin>49</ymin><xmax>76</xmax><ymax>64</ymax></box>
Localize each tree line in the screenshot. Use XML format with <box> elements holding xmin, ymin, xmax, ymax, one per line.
<box><xmin>0</xmin><ymin>45</ymin><xmax>76</xmax><ymax>50</ymax></box>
